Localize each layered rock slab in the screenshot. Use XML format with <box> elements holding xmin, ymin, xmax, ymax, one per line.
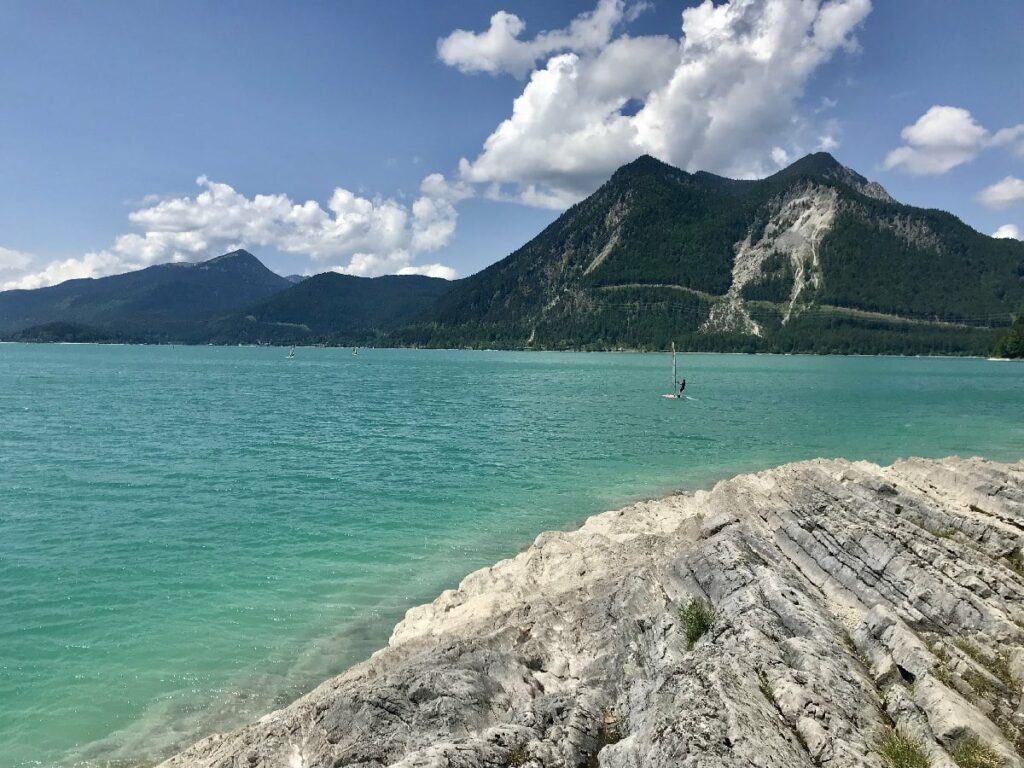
<box><xmin>160</xmin><ymin>457</ymin><xmax>1024</xmax><ymax>768</ymax></box>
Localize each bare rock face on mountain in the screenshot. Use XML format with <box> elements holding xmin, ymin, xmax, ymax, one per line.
<box><xmin>160</xmin><ymin>457</ymin><xmax>1024</xmax><ymax>768</ymax></box>
<box><xmin>701</xmin><ymin>181</ymin><xmax>840</xmax><ymax>334</ymax></box>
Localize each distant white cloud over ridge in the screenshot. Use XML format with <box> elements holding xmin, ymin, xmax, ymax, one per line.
<box><xmin>442</xmin><ymin>0</ymin><xmax>873</xmax><ymax>208</ymax></box>
<box><xmin>3</xmin><ymin>175</ymin><xmax>460</xmax><ymax>290</ymax></box>
<box><xmin>884</xmin><ymin>106</ymin><xmax>1024</xmax><ymax>175</ymax></box>
<box><xmin>978</xmin><ymin>177</ymin><xmax>1024</xmax><ymax>210</ymax></box>
<box><xmin>0</xmin><ymin>246</ymin><xmax>36</xmax><ymax>284</ymax></box>
<box><xmin>993</xmin><ymin>224</ymin><xmax>1022</xmax><ymax>240</ymax></box>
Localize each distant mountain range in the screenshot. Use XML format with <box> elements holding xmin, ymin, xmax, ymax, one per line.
<box><xmin>0</xmin><ymin>250</ymin><xmax>451</xmax><ymax>345</ymax></box>
<box><xmin>0</xmin><ymin>250</ymin><xmax>291</xmax><ymax>342</ymax></box>
<box><xmin>3</xmin><ymin>153</ymin><xmax>1023</xmax><ymax>354</ymax></box>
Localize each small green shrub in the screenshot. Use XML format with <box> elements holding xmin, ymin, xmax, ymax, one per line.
<box><xmin>680</xmin><ymin>598</ymin><xmax>716</xmax><ymax>650</ymax></box>
<box><xmin>878</xmin><ymin>728</ymin><xmax>931</xmax><ymax>768</ymax></box>
<box><xmin>951</xmin><ymin>736</ymin><xmax>1004</xmax><ymax>768</ymax></box>
<box><xmin>505</xmin><ymin>747</ymin><xmax>530</xmax><ymax>767</ymax></box>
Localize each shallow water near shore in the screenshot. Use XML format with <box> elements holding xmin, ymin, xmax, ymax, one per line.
<box><xmin>1</xmin><ymin>345</ymin><xmax>1022</xmax><ymax>767</ymax></box>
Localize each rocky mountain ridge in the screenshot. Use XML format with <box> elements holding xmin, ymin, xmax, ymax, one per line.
<box><xmin>160</xmin><ymin>456</ymin><xmax>1024</xmax><ymax>768</ymax></box>
<box><xmin>398</xmin><ymin>153</ymin><xmax>1024</xmax><ymax>354</ymax></box>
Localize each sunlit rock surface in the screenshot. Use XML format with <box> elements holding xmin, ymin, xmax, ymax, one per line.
<box><xmin>160</xmin><ymin>457</ymin><xmax>1024</xmax><ymax>768</ymax></box>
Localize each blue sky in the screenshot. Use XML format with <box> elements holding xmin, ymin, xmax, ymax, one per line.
<box><xmin>1</xmin><ymin>0</ymin><xmax>1022</xmax><ymax>289</ymax></box>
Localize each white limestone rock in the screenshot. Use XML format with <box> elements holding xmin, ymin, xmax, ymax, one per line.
<box><xmin>159</xmin><ymin>457</ymin><xmax>1024</xmax><ymax>768</ymax></box>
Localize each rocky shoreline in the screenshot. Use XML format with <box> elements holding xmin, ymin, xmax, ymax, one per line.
<box><xmin>160</xmin><ymin>457</ymin><xmax>1024</xmax><ymax>767</ymax></box>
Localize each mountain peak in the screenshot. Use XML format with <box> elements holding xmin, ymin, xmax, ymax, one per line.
<box><xmin>622</xmin><ymin>153</ymin><xmax>668</xmax><ymax>169</ymax></box>
<box><xmin>611</xmin><ymin>154</ymin><xmax>680</xmax><ymax>181</ymax></box>
<box><xmin>205</xmin><ymin>249</ymin><xmax>259</xmax><ymax>265</ymax></box>
<box><xmin>608</xmin><ymin>153</ymin><xmax>892</xmax><ymax>202</ymax></box>
<box><xmin>781</xmin><ymin>151</ymin><xmax>845</xmax><ymax>176</ymax></box>
<box><xmin>774</xmin><ymin>152</ymin><xmax>894</xmax><ymax>202</ymax></box>
<box><xmin>196</xmin><ymin>249</ymin><xmax>291</xmax><ymax>277</ymax></box>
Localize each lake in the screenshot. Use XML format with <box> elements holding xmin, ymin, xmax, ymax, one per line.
<box><xmin>1</xmin><ymin>345</ymin><xmax>1022</xmax><ymax>767</ymax></box>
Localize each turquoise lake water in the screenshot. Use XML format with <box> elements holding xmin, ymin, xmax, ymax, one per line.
<box><xmin>1</xmin><ymin>345</ymin><xmax>1022</xmax><ymax>767</ymax></box>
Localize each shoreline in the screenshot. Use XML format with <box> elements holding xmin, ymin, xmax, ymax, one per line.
<box><xmin>64</xmin><ymin>470</ymin><xmax>732</xmax><ymax>768</ymax></box>
<box><xmin>0</xmin><ymin>339</ymin><xmax>1012</xmax><ymax>360</ymax></box>
<box><xmin>156</xmin><ymin>455</ymin><xmax>1024</xmax><ymax>768</ymax></box>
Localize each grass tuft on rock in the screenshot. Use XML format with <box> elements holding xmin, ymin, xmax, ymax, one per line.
<box><xmin>953</xmin><ymin>638</ymin><xmax>1015</xmax><ymax>689</ymax></box>
<box><xmin>680</xmin><ymin>598</ymin><xmax>716</xmax><ymax>650</ymax></box>
<box><xmin>951</xmin><ymin>736</ymin><xmax>1004</xmax><ymax>768</ymax></box>
<box><xmin>953</xmin><ymin>638</ymin><xmax>985</xmax><ymax>663</ymax></box>
<box><xmin>504</xmin><ymin>747</ymin><xmax>530</xmax><ymax>767</ymax></box>
<box><xmin>963</xmin><ymin>669</ymin><xmax>993</xmax><ymax>696</ymax></box>
<box><xmin>989</xmin><ymin>653</ymin><xmax>1015</xmax><ymax>687</ymax></box>
<box><xmin>878</xmin><ymin>728</ymin><xmax>931</xmax><ymax>768</ymax></box>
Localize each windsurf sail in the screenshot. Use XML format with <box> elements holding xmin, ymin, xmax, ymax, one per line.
<box><xmin>663</xmin><ymin>342</ymin><xmax>681</xmax><ymax>398</ymax></box>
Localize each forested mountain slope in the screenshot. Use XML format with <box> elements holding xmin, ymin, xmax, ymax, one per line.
<box><xmin>396</xmin><ymin>153</ymin><xmax>1024</xmax><ymax>354</ymax></box>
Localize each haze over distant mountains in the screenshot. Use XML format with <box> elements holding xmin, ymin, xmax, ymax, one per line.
<box><xmin>3</xmin><ymin>153</ymin><xmax>1022</xmax><ymax>354</ymax></box>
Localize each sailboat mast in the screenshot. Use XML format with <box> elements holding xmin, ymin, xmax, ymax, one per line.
<box><xmin>672</xmin><ymin>341</ymin><xmax>677</xmax><ymax>386</ymax></box>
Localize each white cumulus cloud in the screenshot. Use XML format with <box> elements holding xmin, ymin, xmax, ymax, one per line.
<box><xmin>884</xmin><ymin>106</ymin><xmax>1024</xmax><ymax>175</ymax></box>
<box><xmin>3</xmin><ymin>176</ymin><xmax>460</xmax><ymax>290</ymax></box>
<box><xmin>0</xmin><ymin>246</ymin><xmax>37</xmax><ymax>287</ymax></box>
<box><xmin>438</xmin><ymin>0</ymin><xmax>643</xmax><ymax>78</ymax></box>
<box><xmin>398</xmin><ymin>263</ymin><xmax>459</xmax><ymax>280</ymax></box>
<box><xmin>992</xmin><ymin>224</ymin><xmax>1022</xmax><ymax>240</ymax></box>
<box><xmin>0</xmin><ymin>246</ymin><xmax>33</xmax><ymax>272</ymax></box>
<box><xmin>818</xmin><ymin>134</ymin><xmax>840</xmax><ymax>151</ymax></box>
<box><xmin>978</xmin><ymin>176</ymin><xmax>1024</xmax><ymax>210</ymax></box>
<box><xmin>4</xmin><ymin>251</ymin><xmax>129</xmax><ymax>291</ymax></box>
<box><xmin>445</xmin><ymin>0</ymin><xmax>872</xmax><ymax>208</ymax></box>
